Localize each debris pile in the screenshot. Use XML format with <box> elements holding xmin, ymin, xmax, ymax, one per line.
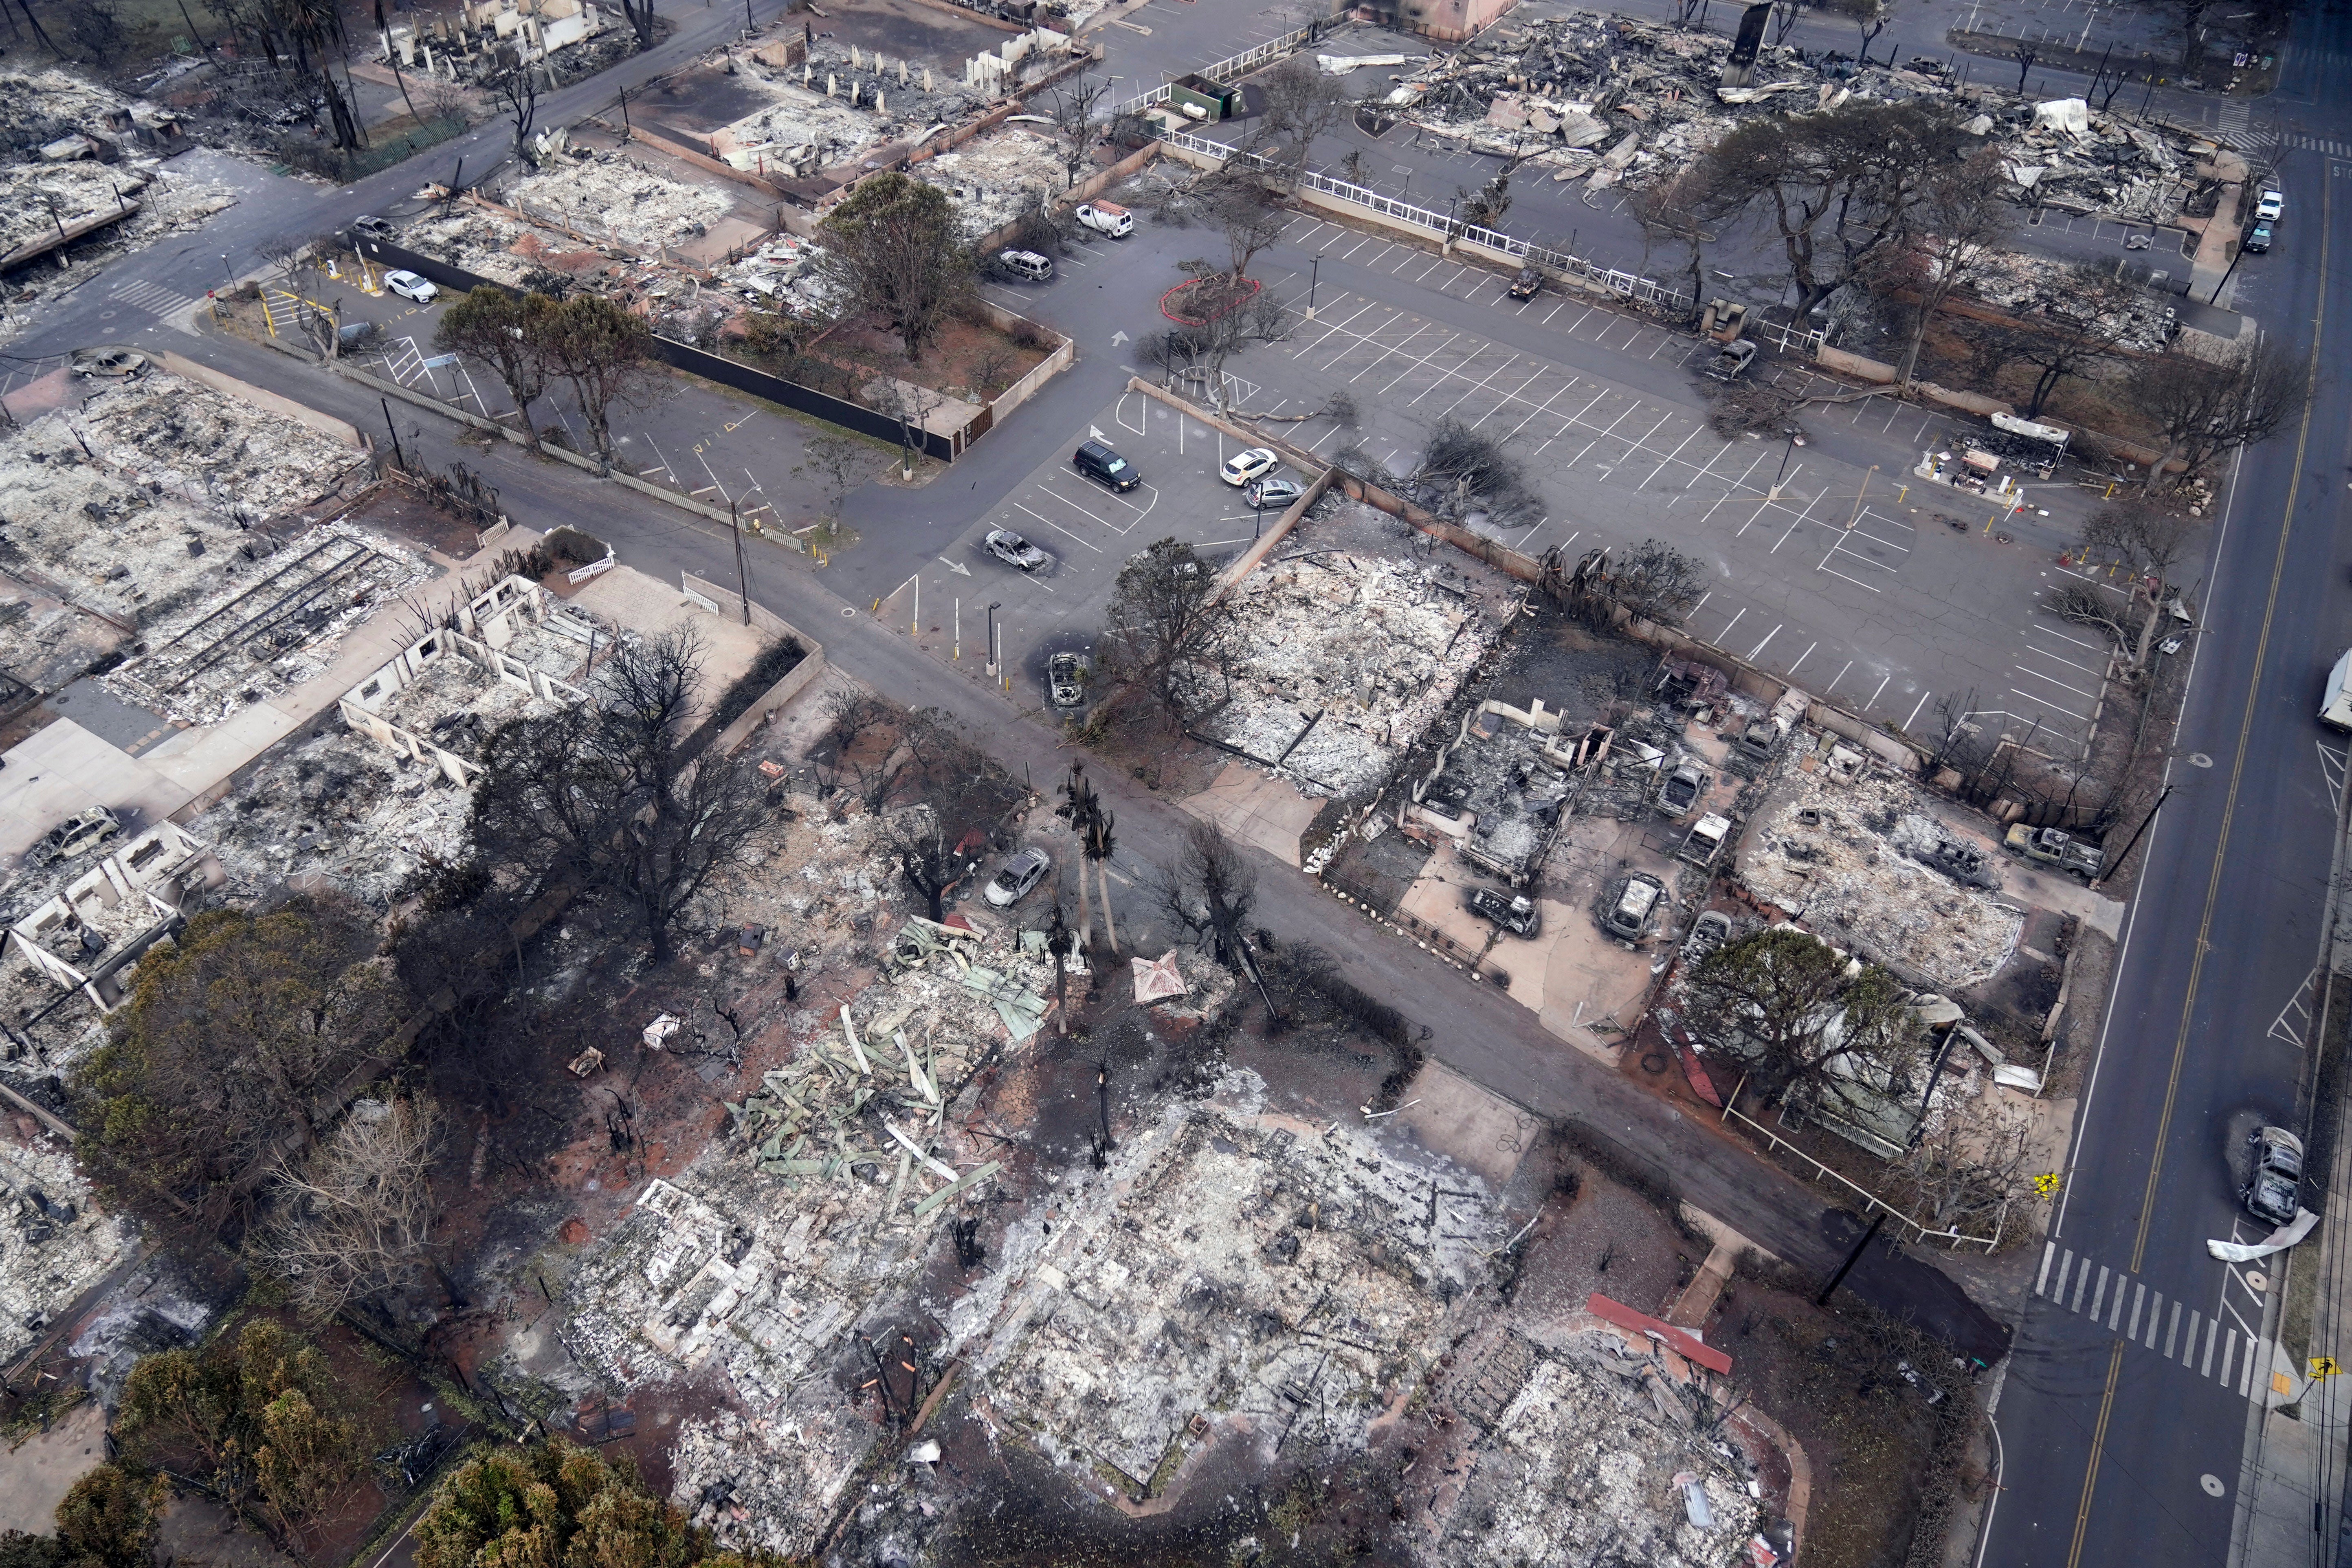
<box><xmin>382</xmin><ymin>0</ymin><xmax>621</xmax><ymax>88</ymax></box>
<box><xmin>909</xmin><ymin>124</ymin><xmax>1062</xmax><ymax>237</ymax></box>
<box><xmin>954</xmin><ymin>1087</ymin><xmax>1505</xmax><ymax>1492</ymax></box>
<box><xmin>102</xmin><ymin>522</ymin><xmax>432</xmax><ymax>726</ymax></box>
<box><xmin>1968</xmin><ymin>248</ymin><xmax>2178</xmax><ymax>351</ymax></box>
<box><xmin>0</xmin><ymin>1136</ymin><xmax>134</xmax><ymax>1370</ymax></box>
<box><xmin>0</xmin><ymin>69</ymin><xmax>217</xmax><ymax>308</ymax></box>
<box><xmin>0</xmin><ymin>371</ymin><xmax>371</xmax><ymax>643</ymax></box>
<box><xmin>182</xmin><ymin>722</ymin><xmax>477</xmax><ymax>908</ymax></box>
<box><xmin>502</xmin><ymin>152</ymin><xmax>735</xmax><ymax>252</ymax></box>
<box><xmin>706</xmin><ymin>46</ymin><xmax>985</xmax><ymax>180</ymax></box>
<box><xmin>398</xmin><ymin>205</ymin><xmax>542</xmax><ymax>286</ymax></box>
<box><xmin>1435</xmin><ymin>1330</ymin><xmax>1765</xmax><ymax>1567</ymax></box>
<box><xmin>1371</xmin><ymin>13</ymin><xmax>2203</xmax><ymax>221</ymax></box>
<box><xmin>718</xmin><ymin>233</ymin><xmax>843</xmax><ymax>318</ymax></box>
<box><xmin>1736</xmin><ymin>737</ymin><xmax>2024</xmax><ymax>988</ymax></box>
<box><xmin>1183</xmin><ymin>543</ymin><xmax>1512</xmax><ymax>797</ymax></box>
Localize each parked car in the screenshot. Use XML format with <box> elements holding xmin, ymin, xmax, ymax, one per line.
<box><xmin>1656</xmin><ymin>761</ymin><xmax>1707</xmax><ymax>818</ymax></box>
<box><xmin>2242</xmin><ymin>1126</ymin><xmax>2305</xmax><ymax>1227</ymax></box>
<box><xmin>26</xmin><ymin>807</ymin><xmax>121</xmax><ymax>868</ymax></box>
<box><xmin>1601</xmin><ymin>873</ymin><xmax>1666</xmax><ymax>941</ymax></box>
<box><xmin>1220</xmin><ymin>447</ymin><xmax>1280</xmax><ymax>486</ymax></box>
<box><xmin>1074</xmin><ymin>200</ymin><xmax>1132</xmax><ymax>238</ymax></box>
<box><xmin>1683</xmin><ymin>908</ymin><xmax>1733</xmax><ymax>962</ymax></box>
<box><xmin>2004</xmin><ymin>823</ymin><xmax>2102</xmax><ymax>881</ymax></box>
<box><xmin>2255</xmin><ymin>188</ymin><xmax>2286</xmax><ymax>221</ymax></box>
<box><xmin>1466</xmin><ymin>886</ymin><xmax>1539</xmax><ymax>937</ymax></box>
<box><xmin>1048</xmin><ymin>651</ymin><xmax>1088</xmax><ymax>707</ymax></box>
<box><xmin>2244</xmin><ymin>221</ymin><xmax>2273</xmax><ymax>254</ymax></box>
<box><xmin>1506</xmin><ymin>266</ymin><xmax>1542</xmax><ymax>300</ymax></box>
<box><xmin>384</xmin><ymin>269</ymin><xmax>439</xmax><ymax>302</ymax></box>
<box><xmin>352</xmin><ymin>214</ymin><xmax>398</xmax><ymax>241</ymax></box>
<box><xmin>1073</xmin><ymin>438</ymin><xmax>1141</xmax><ymax>491</ymax></box>
<box><xmin>984</xmin><ymin>848</ymin><xmax>1051</xmax><ymax>907</ymax></box>
<box><xmin>1678</xmin><ymin>812</ymin><xmax>1732</xmax><ymax>869</ymax></box>
<box><xmin>996</xmin><ymin>248</ymin><xmax>1054</xmax><ymax>281</ymax></box>
<box><xmin>1246</xmin><ymin>476</ymin><xmax>1306</xmax><ymax>510</ymax></box>
<box><xmin>985</xmin><ymin>528</ymin><xmax>1050</xmax><ymax>572</ymax></box>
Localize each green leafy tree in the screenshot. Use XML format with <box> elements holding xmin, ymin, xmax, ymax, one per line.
<box><xmin>540</xmin><ymin>294</ymin><xmax>654</xmax><ymax>462</ymax></box>
<box><xmin>816</xmin><ymin>172</ymin><xmax>973</xmax><ymax>362</ymax></box>
<box><xmin>76</xmin><ymin>897</ymin><xmax>408</xmax><ymax>1245</ymax></box>
<box><xmin>1683</xmin><ymin>926</ymin><xmax>1924</xmax><ymax>1108</ymax></box>
<box><xmin>117</xmin><ymin>1321</ymin><xmax>366</xmax><ymax>1546</ymax></box>
<box><xmin>436</xmin><ymin>287</ymin><xmax>558</xmax><ymax>453</ymax></box>
<box><xmin>53</xmin><ymin>1467</ymin><xmax>169</xmax><ymax>1568</ymax></box>
<box><xmin>416</xmin><ymin>1440</ymin><xmax>809</xmax><ymax>1568</ymax></box>
<box><xmin>1094</xmin><ymin>538</ymin><xmax>1232</xmax><ymax>722</ymax></box>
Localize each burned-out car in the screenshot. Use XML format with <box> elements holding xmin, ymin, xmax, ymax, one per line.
<box><xmin>1466</xmin><ymin>886</ymin><xmax>1540</xmax><ymax>937</ymax></box>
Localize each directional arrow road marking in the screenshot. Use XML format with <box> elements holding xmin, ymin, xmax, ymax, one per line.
<box><xmin>941</xmin><ymin>557</ymin><xmax>971</xmax><ymax>576</ymax></box>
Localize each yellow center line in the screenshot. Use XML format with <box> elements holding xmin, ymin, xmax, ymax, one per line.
<box><xmin>2063</xmin><ymin>152</ymin><xmax>2334</xmax><ymax>1568</ymax></box>
<box><xmin>2068</xmin><ymin>1343</ymin><xmax>2130</xmax><ymax>1567</ymax></box>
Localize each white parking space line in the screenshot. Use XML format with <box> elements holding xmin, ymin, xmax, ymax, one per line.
<box><xmin>1470</xmin><ymin>369</ymin><xmax>1550</xmax><ymax>431</ymax></box>
<box><xmin>1375</xmin><ymin>331</ymin><xmax>1463</xmax><ymax>396</ymax></box>
<box><xmin>2010</xmin><ymin>662</ymin><xmax>2101</xmax><ymax>703</ymax></box>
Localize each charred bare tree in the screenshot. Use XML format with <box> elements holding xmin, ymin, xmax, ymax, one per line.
<box><xmin>467</xmin><ymin>627</ymin><xmax>779</xmax><ymax>962</ymax></box>
<box><xmin>1157</xmin><ymin>820</ymin><xmax>1258</xmax><ymax>972</ymax></box>
<box><xmin>2131</xmin><ymin>334</ymin><xmax>2306</xmax><ymax>490</ymax></box>
<box><xmin>1702</xmin><ymin>99</ymin><xmax>1965</xmax><ymax>318</ymax></box>
<box><xmin>257</xmin><ymin>1095</ymin><xmax>445</xmax><ymax>1323</ymax></box>
<box><xmin>1048</xmin><ymin>72</ymin><xmax>1111</xmax><ymax>189</ymax></box>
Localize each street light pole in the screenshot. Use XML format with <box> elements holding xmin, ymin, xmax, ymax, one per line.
<box><xmin>1306</xmin><ymin>253</ymin><xmax>1322</xmax><ymax>320</ymax></box>
<box><xmin>986</xmin><ymin>602</ymin><xmax>1002</xmax><ymax>677</ymax></box>
<box><xmin>1766</xmin><ymin>429</ymin><xmax>1802</xmax><ymax>501</ymax></box>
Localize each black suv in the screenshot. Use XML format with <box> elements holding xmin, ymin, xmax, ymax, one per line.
<box><xmin>1073</xmin><ymin>439</ymin><xmax>1140</xmax><ymax>492</ymax></box>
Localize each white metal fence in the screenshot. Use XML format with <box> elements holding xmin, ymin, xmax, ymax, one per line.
<box><xmin>1158</xmin><ymin>128</ymin><xmax>1829</xmax><ymax>357</ymax></box>
<box><xmin>1114</xmin><ymin>28</ymin><xmax>1315</xmax><ymax>119</ymax></box>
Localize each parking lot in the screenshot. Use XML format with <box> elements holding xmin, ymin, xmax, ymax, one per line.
<box><xmin>879</xmin><ymin>389</ymin><xmax>1309</xmax><ymax>702</ymax></box>
<box><xmin>1211</xmin><ymin>219</ymin><xmax>2112</xmax><ymax>756</ymax></box>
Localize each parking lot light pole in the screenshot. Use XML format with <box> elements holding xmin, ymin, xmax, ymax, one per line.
<box><xmin>1766</xmin><ymin>429</ymin><xmax>1802</xmax><ymax>501</ymax></box>
<box><xmin>987</xmin><ymin>602</ymin><xmax>1001</xmax><ymax>678</ymax></box>
<box><xmin>1306</xmin><ymin>254</ymin><xmax>1322</xmax><ymax>319</ymax></box>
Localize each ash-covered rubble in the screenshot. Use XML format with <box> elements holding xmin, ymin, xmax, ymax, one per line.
<box><xmin>1968</xmin><ymin>249</ymin><xmax>2179</xmax><ymax>351</ymax></box>
<box><xmin>0</xmin><ymin>369</ymin><xmax>371</xmax><ymax>650</ymax></box>
<box><xmin>697</xmin><ymin>42</ymin><xmax>987</xmax><ymax>184</ymax></box>
<box><xmin>1735</xmin><ymin>733</ymin><xmax>2024</xmax><ymax>990</ymax></box>
<box><xmin>1434</xmin><ymin>1330</ymin><xmax>1765</xmax><ymax>1568</ymax></box>
<box><xmin>908</xmin><ymin>124</ymin><xmax>1062</xmax><ymax>238</ymax></box>
<box><xmin>1372</xmin><ymin>12</ymin><xmax>2204</xmax><ymax>222</ymax></box>
<box><xmin>101</xmin><ymin>521</ymin><xmax>432</xmax><ymax>726</ymax></box>
<box><xmin>181</xmin><ymin>720</ymin><xmax>477</xmax><ymax>909</ymax></box>
<box><xmin>952</xmin><ymin>1086</ymin><xmax>1506</xmax><ymax>1493</ymax></box>
<box><xmin>550</xmin><ymin>918</ymin><xmax>1110</xmax><ymax>1557</ymax></box>
<box><xmin>502</xmin><ymin>152</ymin><xmax>734</xmax><ymax>251</ymax></box>
<box><xmin>0</xmin><ymin>68</ymin><xmax>209</xmax><ymax>281</ymax></box>
<box><xmin>1181</xmin><ymin>538</ymin><xmax>1515</xmax><ymax>798</ymax></box>
<box><xmin>0</xmin><ymin>1136</ymin><xmax>134</xmax><ymax>1370</ymax></box>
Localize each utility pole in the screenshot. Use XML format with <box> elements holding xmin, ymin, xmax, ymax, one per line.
<box><xmin>1816</xmin><ymin>1212</ymin><xmax>1886</xmax><ymax>1306</ymax></box>
<box><xmin>2095</xmin><ymin>783</ymin><xmax>2174</xmax><ymax>890</ymax></box>
<box><xmin>1306</xmin><ymin>253</ymin><xmax>1322</xmax><ymax>319</ymax></box>
<box><xmin>381</xmin><ymin>398</ymin><xmax>405</xmax><ymax>469</ymax></box>
<box><xmin>729</xmin><ymin>498</ymin><xmax>752</xmax><ymax>625</ymax></box>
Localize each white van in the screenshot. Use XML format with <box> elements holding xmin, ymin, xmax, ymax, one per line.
<box><xmin>1075</xmin><ymin>201</ymin><xmax>1133</xmax><ymax>238</ymax></box>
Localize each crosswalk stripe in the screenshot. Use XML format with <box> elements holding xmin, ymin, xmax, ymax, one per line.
<box><xmin>2128</xmin><ymin>1284</ymin><xmax>2144</xmax><ymax>1340</ymax></box>
<box><xmin>2144</xmin><ymin>1291</ymin><xmax>2162</xmax><ymax>1350</ymax></box>
<box><xmin>2222</xmin><ymin>1331</ymin><xmax>2238</xmax><ymax>1389</ymax></box>
<box><xmin>2202</xmin><ymin>1314</ymin><xmax>2217</xmax><ymax>1377</ymax></box>
<box><xmin>2165</xmin><ymin>1300</ymin><xmax>2181</xmax><ymax>1359</ymax></box>
<box><xmin>2074</xmin><ymin>1260</ymin><xmax>2092</xmax><ymax>1313</ymax></box>
<box><xmin>2039</xmin><ymin>1242</ymin><xmax>2057</xmax><ymax>1296</ymax></box>
<box><xmin>2091</xmin><ymin>1266</ymin><xmax>2110</xmax><ymax>1321</ymax></box>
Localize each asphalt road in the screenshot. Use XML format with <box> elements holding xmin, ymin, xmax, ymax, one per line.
<box><xmin>1975</xmin><ymin>4</ymin><xmax>2352</xmax><ymax>1566</ymax></box>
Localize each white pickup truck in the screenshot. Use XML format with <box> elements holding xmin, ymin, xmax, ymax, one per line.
<box><xmin>1075</xmin><ymin>200</ymin><xmax>1133</xmax><ymax>238</ymax></box>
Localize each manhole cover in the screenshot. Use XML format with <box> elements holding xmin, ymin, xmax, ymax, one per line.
<box><xmin>839</xmin><ymin>607</ymin><xmax>857</xmax><ymax>617</ymax></box>
<box><xmin>2200</xmin><ymin>1473</ymin><xmax>2226</xmax><ymax>1497</ymax></box>
<box><xmin>2189</xmin><ymin>752</ymin><xmax>2214</xmax><ymax>768</ymax></box>
<box><xmin>1641</xmin><ymin>1052</ymin><xmax>1670</xmax><ymax>1075</ymax></box>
